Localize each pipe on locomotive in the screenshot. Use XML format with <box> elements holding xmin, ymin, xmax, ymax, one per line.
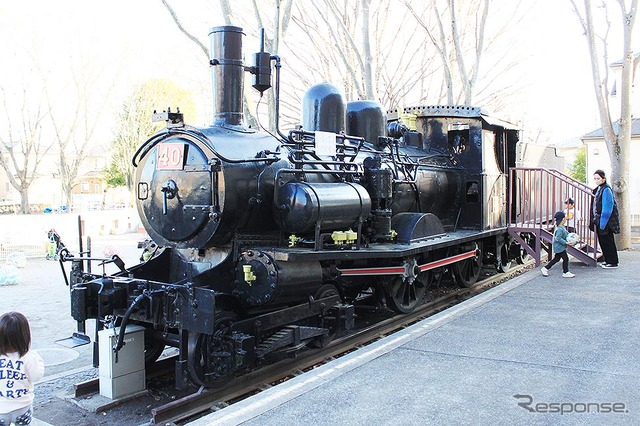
<box><xmin>112</xmin><ymin>289</ymin><xmax>164</xmax><ymax>354</ymax></box>
<box><xmin>113</xmin><ymin>292</ymin><xmax>147</xmax><ymax>353</ymax></box>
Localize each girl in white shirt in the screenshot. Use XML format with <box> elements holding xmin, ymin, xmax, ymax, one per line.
<box><xmin>0</xmin><ymin>312</ymin><xmax>44</xmax><ymax>426</ymax></box>
<box><xmin>564</xmin><ymin>197</ymin><xmax>580</xmax><ymax>233</ymax></box>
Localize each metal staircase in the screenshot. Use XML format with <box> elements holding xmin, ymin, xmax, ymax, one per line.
<box><xmin>508</xmin><ymin>167</ymin><xmax>601</xmax><ymax>267</ymax></box>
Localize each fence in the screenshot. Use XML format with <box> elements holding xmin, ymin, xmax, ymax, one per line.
<box><xmin>0</xmin><ymin>209</ymin><xmax>141</xmax><ymax>262</ymax></box>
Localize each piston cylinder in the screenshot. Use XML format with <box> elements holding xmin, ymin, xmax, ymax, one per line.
<box><xmin>234</xmin><ymin>251</ymin><xmax>323</xmax><ymax>307</ymax></box>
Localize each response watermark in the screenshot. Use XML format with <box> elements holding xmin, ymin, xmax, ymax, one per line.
<box><xmin>513</xmin><ymin>394</ymin><xmax>629</xmax><ymax>415</ymax></box>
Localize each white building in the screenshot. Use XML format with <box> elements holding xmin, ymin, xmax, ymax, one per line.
<box><xmin>582</xmin><ymin>119</ymin><xmax>640</xmax><ymax>224</ymax></box>
<box><xmin>581</xmin><ymin>54</ymin><xmax>640</xmax><ymax>226</ymax></box>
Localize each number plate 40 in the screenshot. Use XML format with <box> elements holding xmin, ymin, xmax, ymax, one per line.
<box><xmin>156</xmin><ymin>143</ymin><xmax>185</xmax><ymax>170</ymax></box>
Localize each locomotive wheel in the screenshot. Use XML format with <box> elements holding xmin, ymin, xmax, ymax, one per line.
<box><xmin>187</xmin><ymin>314</ymin><xmax>236</xmax><ymax>387</ymax></box>
<box><xmin>514</xmin><ymin>233</ymin><xmax>533</xmax><ymax>264</ymax></box>
<box><xmin>309</xmin><ymin>284</ymin><xmax>340</xmax><ymax>348</ymax></box>
<box><xmin>452</xmin><ymin>244</ymin><xmax>482</xmax><ymax>288</ymax></box>
<box><xmin>144</xmin><ymin>337</ymin><xmax>165</xmax><ymax>366</ymax></box>
<box><xmin>384</xmin><ymin>262</ymin><xmax>429</xmax><ymax>314</ymax></box>
<box><xmin>315</xmin><ymin>284</ymin><xmax>340</xmax><ymax>305</ymax></box>
<box><xmin>495</xmin><ymin>240</ymin><xmax>512</xmax><ymax>273</ymax></box>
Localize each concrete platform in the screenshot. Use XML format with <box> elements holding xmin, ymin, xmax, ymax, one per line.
<box><xmin>189</xmin><ymin>249</ymin><xmax>640</xmax><ymax>425</ymax></box>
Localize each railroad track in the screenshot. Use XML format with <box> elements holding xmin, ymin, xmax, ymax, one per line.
<box><xmin>148</xmin><ymin>262</ymin><xmax>533</xmax><ymax>425</ymax></box>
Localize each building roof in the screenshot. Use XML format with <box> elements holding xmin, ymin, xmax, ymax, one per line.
<box><xmin>81</xmin><ymin>170</ymin><xmax>105</xmax><ymax>178</ymax></box>
<box><xmin>550</xmin><ymin>136</ymin><xmax>583</xmax><ymax>149</ymax></box>
<box><xmin>610</xmin><ymin>52</ymin><xmax>640</xmax><ymax>67</ymax></box>
<box><xmin>582</xmin><ymin>118</ymin><xmax>640</xmax><ymax>139</ymax></box>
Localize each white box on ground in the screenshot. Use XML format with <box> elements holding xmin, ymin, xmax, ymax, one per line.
<box><xmin>98</xmin><ymin>324</ymin><xmax>146</xmax><ymax>399</ymax></box>
<box><xmin>99</xmin><ymin>370</ymin><xmax>145</xmax><ymax>400</ymax></box>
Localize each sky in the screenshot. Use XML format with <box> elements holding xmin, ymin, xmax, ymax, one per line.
<box><xmin>0</xmin><ymin>1</ymin><xmax>209</xmax><ymax>130</ymax></box>
<box><xmin>0</xmin><ymin>0</ymin><xmax>637</xmax><ymax>147</ymax></box>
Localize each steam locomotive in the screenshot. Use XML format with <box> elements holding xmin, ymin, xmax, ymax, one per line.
<box><xmin>64</xmin><ymin>26</ymin><xmax>533</xmax><ymax>389</ymax></box>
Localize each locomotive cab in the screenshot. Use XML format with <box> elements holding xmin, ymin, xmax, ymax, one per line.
<box><xmin>387</xmin><ymin>106</ymin><xmax>520</xmax><ymax>231</ymax></box>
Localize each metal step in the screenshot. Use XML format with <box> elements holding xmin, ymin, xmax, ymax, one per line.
<box><xmin>509</xmin><ymin>227</ymin><xmax>600</xmax><ymax>267</ymax></box>
<box><xmin>539</xmin><ymin>229</ymin><xmax>599</xmax><ymax>266</ymax></box>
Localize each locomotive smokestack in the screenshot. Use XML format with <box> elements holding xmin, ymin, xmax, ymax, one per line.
<box><xmin>209</xmin><ymin>26</ymin><xmax>245</xmax><ymax>126</ymax></box>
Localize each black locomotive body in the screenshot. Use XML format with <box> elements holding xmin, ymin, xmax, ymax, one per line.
<box><xmin>66</xmin><ymin>26</ymin><xmax>527</xmax><ymax>388</ymax></box>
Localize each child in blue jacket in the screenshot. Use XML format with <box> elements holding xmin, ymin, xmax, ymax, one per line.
<box><xmin>541</xmin><ymin>211</ymin><xmax>575</xmax><ymax>278</ymax></box>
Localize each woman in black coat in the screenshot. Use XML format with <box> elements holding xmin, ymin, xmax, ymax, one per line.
<box><xmin>590</xmin><ymin>169</ymin><xmax>620</xmax><ymax>268</ymax></box>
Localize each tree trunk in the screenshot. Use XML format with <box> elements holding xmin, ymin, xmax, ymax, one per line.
<box><xmin>573</xmin><ymin>0</ymin><xmax>636</xmax><ymax>250</ymax></box>
<box><xmin>362</xmin><ymin>0</ymin><xmax>374</xmax><ymax>100</ymax></box>
<box><xmin>63</xmin><ymin>180</ymin><xmax>73</xmax><ymax>208</ymax></box>
<box><xmin>19</xmin><ymin>188</ymin><xmax>30</xmax><ymax>214</ymax></box>
<box><xmin>612</xmin><ymin>1</ymin><xmax>637</xmax><ymax>250</ymax></box>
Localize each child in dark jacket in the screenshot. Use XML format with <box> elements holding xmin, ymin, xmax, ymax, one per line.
<box><xmin>541</xmin><ymin>211</ymin><xmax>575</xmax><ymax>278</ymax></box>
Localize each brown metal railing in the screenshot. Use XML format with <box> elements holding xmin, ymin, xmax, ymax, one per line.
<box><xmin>508</xmin><ymin>167</ymin><xmax>599</xmax><ymax>266</ymax></box>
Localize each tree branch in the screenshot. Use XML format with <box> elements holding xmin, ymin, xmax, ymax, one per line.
<box><xmin>160</xmin><ymin>0</ymin><xmax>209</xmax><ymax>59</ymax></box>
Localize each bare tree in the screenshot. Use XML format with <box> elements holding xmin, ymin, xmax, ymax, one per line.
<box><xmin>403</xmin><ymin>0</ymin><xmax>456</xmax><ymax>104</ymax></box>
<box><xmin>245</xmin><ymin>0</ymin><xmax>295</xmax><ymax>131</ymax></box>
<box><xmin>0</xmin><ymin>83</ymin><xmax>53</xmax><ymax>214</ymax></box>
<box><xmin>404</xmin><ymin>0</ymin><xmax>494</xmax><ymax>106</ymax></box>
<box><xmin>161</xmin><ymin>0</ymin><xmax>434</xmax><ymax>127</ymax></box>
<box><xmin>160</xmin><ymin>0</ymin><xmax>294</xmax><ymax>132</ymax></box>
<box><xmin>570</xmin><ymin>0</ymin><xmax>638</xmax><ymax>250</ymax></box>
<box><xmin>157</xmin><ymin>0</ymin><xmax>530</xmax><ymax>130</ymax></box>
<box><xmin>309</xmin><ymin>0</ymin><xmax>374</xmax><ymax>99</ymax></box>
<box><xmin>45</xmin><ymin>58</ymin><xmax>110</xmax><ymax>208</ymax></box>
<box><xmin>404</xmin><ymin>0</ymin><xmax>534</xmax><ymax>117</ymax></box>
<box><xmin>160</xmin><ymin>0</ymin><xmax>209</xmax><ymax>57</ymax></box>
<box><xmin>290</xmin><ymin>0</ymin><xmax>433</xmax><ymax>108</ymax></box>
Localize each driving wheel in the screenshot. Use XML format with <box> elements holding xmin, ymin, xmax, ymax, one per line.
<box><xmin>384</xmin><ymin>258</ymin><xmax>429</xmax><ymax>314</ymax></box>
<box><xmin>452</xmin><ymin>243</ymin><xmax>483</xmax><ymax>288</ymax></box>
<box><xmin>495</xmin><ymin>240</ymin><xmax>512</xmax><ymax>273</ymax></box>
<box><xmin>187</xmin><ymin>313</ymin><xmax>236</xmax><ymax>387</ymax></box>
<box><xmin>309</xmin><ymin>284</ymin><xmax>340</xmax><ymax>348</ymax></box>
<box><xmin>514</xmin><ymin>233</ymin><xmax>533</xmax><ymax>264</ymax></box>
